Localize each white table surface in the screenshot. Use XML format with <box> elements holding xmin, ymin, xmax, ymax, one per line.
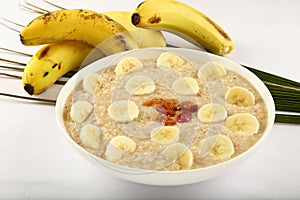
<box><xmin>1</xmin><ymin>0</ymin><xmax>300</xmax><ymax>199</ymax></box>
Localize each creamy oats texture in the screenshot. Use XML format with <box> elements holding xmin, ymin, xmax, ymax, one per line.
<box><xmin>63</xmin><ymin>52</ymin><xmax>268</xmax><ymax>171</ymax></box>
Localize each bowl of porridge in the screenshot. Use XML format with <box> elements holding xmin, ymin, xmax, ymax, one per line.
<box><xmin>56</xmin><ymin>48</ymin><xmax>275</xmax><ymax>186</ymax></box>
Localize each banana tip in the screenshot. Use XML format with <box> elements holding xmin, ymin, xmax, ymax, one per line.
<box><xmin>131</xmin><ymin>13</ymin><xmax>140</xmax><ymax>26</ymax></box>
<box><xmin>24</xmin><ymin>84</ymin><xmax>34</xmax><ymax>95</ymax></box>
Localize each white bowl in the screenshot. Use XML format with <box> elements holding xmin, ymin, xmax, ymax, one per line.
<box><xmin>55</xmin><ymin>48</ymin><xmax>275</xmax><ymax>186</ymax></box>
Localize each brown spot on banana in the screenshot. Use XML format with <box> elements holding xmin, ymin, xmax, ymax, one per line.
<box><xmin>83</xmin><ymin>13</ymin><xmax>103</xmax><ymax>20</ymax></box>
<box><xmin>50</xmin><ymin>62</ymin><xmax>61</xmax><ymax>70</ymax></box>
<box><xmin>148</xmin><ymin>15</ymin><xmax>161</xmax><ymax>24</ymax></box>
<box><xmin>37</xmin><ymin>46</ymin><xmax>50</xmax><ymax>59</ymax></box>
<box><xmin>52</xmin><ymin>63</ymin><xmax>58</xmax><ymax>69</ymax></box>
<box><xmin>43</xmin><ymin>71</ymin><xmax>49</xmax><ymax>77</ymax></box>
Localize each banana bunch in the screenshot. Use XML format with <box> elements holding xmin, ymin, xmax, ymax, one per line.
<box><xmin>20</xmin><ymin>9</ymin><xmax>167</xmax><ymax>95</ymax></box>
<box><xmin>132</xmin><ymin>0</ymin><xmax>234</xmax><ymax>55</ymax></box>
<box><xmin>20</xmin><ymin>1</ymin><xmax>234</xmax><ymax>95</ymax></box>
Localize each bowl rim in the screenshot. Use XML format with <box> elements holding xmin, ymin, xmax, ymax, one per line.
<box><xmin>55</xmin><ymin>47</ymin><xmax>276</xmax><ymax>175</ymax></box>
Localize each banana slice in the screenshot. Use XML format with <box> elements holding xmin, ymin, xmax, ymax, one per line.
<box><xmin>225</xmin><ymin>113</ymin><xmax>259</xmax><ymax>136</ymax></box>
<box><xmin>107</xmin><ymin>100</ymin><xmax>139</xmax><ymax>122</ymax></box>
<box><xmin>70</xmin><ymin>101</ymin><xmax>93</xmax><ymax>123</ymax></box>
<box><xmin>105</xmin><ymin>135</ymin><xmax>137</xmax><ymax>162</ymax></box>
<box><xmin>115</xmin><ymin>57</ymin><xmax>143</xmax><ymax>77</ymax></box>
<box><xmin>197</xmin><ymin>103</ymin><xmax>227</xmax><ymax>123</ymax></box>
<box><xmin>80</xmin><ymin>124</ymin><xmax>101</xmax><ymax>150</ymax></box>
<box><xmin>82</xmin><ymin>73</ymin><xmax>100</xmax><ymax>94</ymax></box>
<box><xmin>157</xmin><ymin>52</ymin><xmax>185</xmax><ymax>68</ymax></box>
<box><xmin>162</xmin><ymin>143</ymin><xmax>193</xmax><ymax>168</ymax></box>
<box><xmin>197</xmin><ymin>61</ymin><xmax>227</xmax><ymax>81</ymax></box>
<box><xmin>225</xmin><ymin>86</ymin><xmax>255</xmax><ymax>107</ymax></box>
<box><xmin>172</xmin><ymin>77</ymin><xmax>199</xmax><ymax>95</ymax></box>
<box><xmin>199</xmin><ymin>135</ymin><xmax>234</xmax><ymax>160</ymax></box>
<box><xmin>125</xmin><ymin>75</ymin><xmax>155</xmax><ymax>95</ymax></box>
<box><xmin>150</xmin><ymin>126</ymin><xmax>180</xmax><ymax>145</ymax></box>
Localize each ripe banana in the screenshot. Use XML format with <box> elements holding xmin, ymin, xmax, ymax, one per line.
<box><xmin>80</xmin><ymin>124</ymin><xmax>101</xmax><ymax>150</ymax></box>
<box><xmin>225</xmin><ymin>113</ymin><xmax>259</xmax><ymax>136</ymax></box>
<box><xmin>198</xmin><ymin>103</ymin><xmax>227</xmax><ymax>123</ymax></box>
<box><xmin>198</xmin><ymin>61</ymin><xmax>227</xmax><ymax>81</ymax></box>
<box><xmin>20</xmin><ymin>9</ymin><xmax>139</xmax><ymax>55</ymax></box>
<box><xmin>162</xmin><ymin>143</ymin><xmax>193</xmax><ymax>169</ymax></box>
<box><xmin>156</xmin><ymin>52</ymin><xmax>185</xmax><ymax>68</ymax></box>
<box><xmin>199</xmin><ymin>134</ymin><xmax>234</xmax><ymax>160</ymax></box>
<box><xmin>22</xmin><ymin>40</ymin><xmax>104</xmax><ymax>95</ymax></box>
<box><xmin>115</xmin><ymin>57</ymin><xmax>144</xmax><ymax>77</ymax></box>
<box><xmin>172</xmin><ymin>77</ymin><xmax>199</xmax><ymax>95</ymax></box>
<box><xmin>132</xmin><ymin>0</ymin><xmax>234</xmax><ymax>55</ymax></box>
<box><xmin>225</xmin><ymin>86</ymin><xmax>255</xmax><ymax>107</ymax></box>
<box><xmin>83</xmin><ymin>73</ymin><xmax>101</xmax><ymax>94</ymax></box>
<box><xmin>107</xmin><ymin>100</ymin><xmax>139</xmax><ymax>122</ymax></box>
<box><xmin>103</xmin><ymin>11</ymin><xmax>166</xmax><ymax>48</ymax></box>
<box><xmin>150</xmin><ymin>126</ymin><xmax>180</xmax><ymax>145</ymax></box>
<box><xmin>70</xmin><ymin>101</ymin><xmax>93</xmax><ymax>123</ymax></box>
<box><xmin>125</xmin><ymin>75</ymin><xmax>156</xmax><ymax>95</ymax></box>
<box><xmin>105</xmin><ymin>135</ymin><xmax>137</xmax><ymax>162</ymax></box>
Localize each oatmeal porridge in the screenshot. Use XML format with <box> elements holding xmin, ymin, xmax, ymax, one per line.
<box><xmin>62</xmin><ymin>51</ymin><xmax>268</xmax><ymax>171</ymax></box>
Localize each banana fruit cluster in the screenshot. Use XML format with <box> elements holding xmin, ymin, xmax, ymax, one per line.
<box><xmin>20</xmin><ymin>9</ymin><xmax>166</xmax><ymax>95</ymax></box>
<box><xmin>19</xmin><ymin>1</ymin><xmax>234</xmax><ymax>95</ymax></box>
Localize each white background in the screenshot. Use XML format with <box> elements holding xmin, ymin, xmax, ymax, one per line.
<box><xmin>0</xmin><ymin>0</ymin><xmax>300</xmax><ymax>199</ymax></box>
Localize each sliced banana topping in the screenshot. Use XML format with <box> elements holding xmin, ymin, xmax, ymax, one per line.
<box><xmin>225</xmin><ymin>86</ymin><xmax>255</xmax><ymax>107</ymax></box>
<box><xmin>225</xmin><ymin>113</ymin><xmax>259</xmax><ymax>136</ymax></box>
<box><xmin>105</xmin><ymin>135</ymin><xmax>137</xmax><ymax>162</ymax></box>
<box><xmin>115</xmin><ymin>57</ymin><xmax>143</xmax><ymax>77</ymax></box>
<box><xmin>82</xmin><ymin>73</ymin><xmax>100</xmax><ymax>94</ymax></box>
<box><xmin>107</xmin><ymin>100</ymin><xmax>139</xmax><ymax>122</ymax></box>
<box><xmin>125</xmin><ymin>75</ymin><xmax>155</xmax><ymax>95</ymax></box>
<box><xmin>172</xmin><ymin>77</ymin><xmax>199</xmax><ymax>95</ymax></box>
<box><xmin>162</xmin><ymin>143</ymin><xmax>193</xmax><ymax>168</ymax></box>
<box><xmin>197</xmin><ymin>103</ymin><xmax>227</xmax><ymax>123</ymax></box>
<box><xmin>199</xmin><ymin>135</ymin><xmax>234</xmax><ymax>160</ymax></box>
<box><xmin>197</xmin><ymin>61</ymin><xmax>227</xmax><ymax>81</ymax></box>
<box><xmin>157</xmin><ymin>52</ymin><xmax>185</xmax><ymax>68</ymax></box>
<box><xmin>80</xmin><ymin>124</ymin><xmax>101</xmax><ymax>150</ymax></box>
<box><xmin>70</xmin><ymin>101</ymin><xmax>93</xmax><ymax>123</ymax></box>
<box><xmin>150</xmin><ymin>126</ymin><xmax>180</xmax><ymax>145</ymax></box>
